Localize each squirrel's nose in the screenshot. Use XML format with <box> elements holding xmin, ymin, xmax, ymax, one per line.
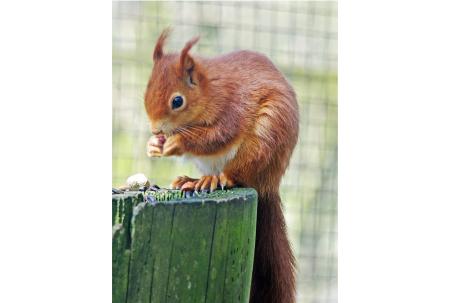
<box><xmin>151</xmin><ymin>128</ymin><xmax>163</xmax><ymax>135</ymax></box>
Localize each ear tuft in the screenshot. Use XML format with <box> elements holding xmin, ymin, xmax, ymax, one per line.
<box><xmin>180</xmin><ymin>36</ymin><xmax>200</xmax><ymax>72</ymax></box>
<box><xmin>153</xmin><ymin>27</ymin><xmax>172</xmax><ymax>61</ymax></box>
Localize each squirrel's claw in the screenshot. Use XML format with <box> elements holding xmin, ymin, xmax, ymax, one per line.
<box><xmin>201</xmin><ymin>176</ymin><xmax>213</xmax><ymax>191</ymax></box>
<box><xmin>180</xmin><ymin>181</ymin><xmax>195</xmax><ymax>192</ymax></box>
<box><xmin>210</xmin><ymin>175</ymin><xmax>219</xmax><ymax>192</ymax></box>
<box><xmin>194</xmin><ymin>176</ymin><xmax>212</xmax><ymax>192</ymax></box>
<box><xmin>172</xmin><ymin>174</ymin><xmax>234</xmax><ymax>193</ymax></box>
<box><xmin>190</xmin><ymin>174</ymin><xmax>232</xmax><ymax>192</ymax></box>
<box><xmin>171</xmin><ymin>175</ymin><xmax>198</xmax><ymax>189</ymax></box>
<box><xmin>194</xmin><ymin>176</ymin><xmax>206</xmax><ymax>192</ymax></box>
<box><xmin>219</xmin><ymin>172</ymin><xmax>235</xmax><ymax>190</ymax></box>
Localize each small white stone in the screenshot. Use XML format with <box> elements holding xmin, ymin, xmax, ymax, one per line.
<box><xmin>126</xmin><ymin>173</ymin><xmax>149</xmax><ymax>190</ymax></box>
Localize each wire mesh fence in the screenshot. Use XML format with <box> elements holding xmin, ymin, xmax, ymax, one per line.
<box><xmin>113</xmin><ymin>2</ymin><xmax>337</xmax><ymax>302</ymax></box>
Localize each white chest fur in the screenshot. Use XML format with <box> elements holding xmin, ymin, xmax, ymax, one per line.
<box><xmin>183</xmin><ymin>145</ymin><xmax>239</xmax><ymax>176</ymax></box>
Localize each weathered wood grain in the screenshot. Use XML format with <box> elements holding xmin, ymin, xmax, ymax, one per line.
<box><xmin>112</xmin><ymin>193</ymin><xmax>142</xmax><ymax>303</ymax></box>
<box><xmin>112</xmin><ymin>188</ymin><xmax>257</xmax><ymax>303</ymax></box>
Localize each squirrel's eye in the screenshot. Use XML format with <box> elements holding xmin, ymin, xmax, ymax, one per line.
<box><xmin>171</xmin><ymin>95</ymin><xmax>184</xmax><ymax>110</ymax></box>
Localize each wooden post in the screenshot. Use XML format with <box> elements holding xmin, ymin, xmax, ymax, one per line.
<box><xmin>112</xmin><ymin>188</ymin><xmax>258</xmax><ymax>303</ymax></box>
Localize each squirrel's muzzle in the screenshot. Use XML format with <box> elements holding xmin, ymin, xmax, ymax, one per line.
<box><xmin>151</xmin><ymin>128</ymin><xmax>163</xmax><ymax>135</ymax></box>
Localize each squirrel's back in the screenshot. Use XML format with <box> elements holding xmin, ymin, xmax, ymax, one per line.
<box><xmin>199</xmin><ymin>50</ymin><xmax>298</xmax><ymax>140</ymax></box>
<box><xmin>203</xmin><ymin>50</ymin><xmax>294</xmax><ymax>95</ymax></box>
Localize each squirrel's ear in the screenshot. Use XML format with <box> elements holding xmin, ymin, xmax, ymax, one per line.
<box><xmin>153</xmin><ymin>28</ymin><xmax>171</xmax><ymax>61</ymax></box>
<box><xmin>179</xmin><ymin>36</ymin><xmax>200</xmax><ymax>87</ymax></box>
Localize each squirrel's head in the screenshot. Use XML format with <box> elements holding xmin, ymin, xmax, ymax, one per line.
<box><xmin>144</xmin><ymin>28</ymin><xmax>209</xmax><ymax>136</ymax></box>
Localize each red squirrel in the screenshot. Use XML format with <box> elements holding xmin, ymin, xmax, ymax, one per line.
<box><xmin>145</xmin><ymin>29</ymin><xmax>299</xmax><ymax>303</ymax></box>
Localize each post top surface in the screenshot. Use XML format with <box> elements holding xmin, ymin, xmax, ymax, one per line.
<box><xmin>112</xmin><ymin>187</ymin><xmax>257</xmax><ymax>205</ymax></box>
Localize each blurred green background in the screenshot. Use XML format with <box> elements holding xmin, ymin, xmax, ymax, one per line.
<box><xmin>113</xmin><ymin>2</ymin><xmax>337</xmax><ymax>302</ymax></box>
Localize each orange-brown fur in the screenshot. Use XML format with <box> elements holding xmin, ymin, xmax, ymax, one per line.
<box><xmin>145</xmin><ymin>29</ymin><xmax>299</xmax><ymax>303</ymax></box>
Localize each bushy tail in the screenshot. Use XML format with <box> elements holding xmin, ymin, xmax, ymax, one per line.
<box><xmin>250</xmin><ymin>191</ymin><xmax>296</xmax><ymax>303</ymax></box>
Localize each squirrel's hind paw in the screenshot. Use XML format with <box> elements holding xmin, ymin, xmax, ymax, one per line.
<box><xmin>194</xmin><ymin>175</ymin><xmax>219</xmax><ymax>192</ymax></box>
<box><xmin>172</xmin><ymin>173</ymin><xmax>236</xmax><ymax>193</ymax></box>
<box><xmin>186</xmin><ymin>173</ymin><xmax>236</xmax><ymax>192</ymax></box>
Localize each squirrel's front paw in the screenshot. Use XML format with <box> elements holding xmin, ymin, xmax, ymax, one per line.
<box><xmin>147</xmin><ymin>135</ymin><xmax>165</xmax><ymax>157</ymax></box>
<box><xmin>162</xmin><ymin>134</ymin><xmax>185</xmax><ymax>156</ymax></box>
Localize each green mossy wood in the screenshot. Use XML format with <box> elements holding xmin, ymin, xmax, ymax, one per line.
<box><xmin>112</xmin><ymin>188</ymin><xmax>258</xmax><ymax>303</ymax></box>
